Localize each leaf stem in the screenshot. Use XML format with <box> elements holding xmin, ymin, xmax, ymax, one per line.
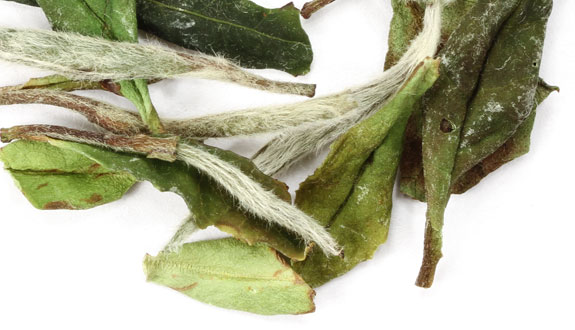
<box><xmin>0</xmin><ymin>125</ymin><xmax>179</xmax><ymax>161</ymax></box>
<box><xmin>301</xmin><ymin>0</ymin><xmax>336</xmax><ymax>19</ymax></box>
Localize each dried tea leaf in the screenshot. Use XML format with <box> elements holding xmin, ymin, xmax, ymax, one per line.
<box><xmin>388</xmin><ymin>0</ymin><xmax>556</xmax><ymax>200</ymax></box>
<box><xmin>0</xmin><ymin>140</ymin><xmax>136</xmax><ymax>210</ymax></box>
<box><xmin>415</xmin><ymin>0</ymin><xmax>554</xmax><ymax>287</ymax></box>
<box><xmin>451</xmin><ymin>80</ymin><xmax>559</xmax><ymax>194</ymax></box>
<box><xmin>137</xmin><ymin>0</ymin><xmax>313</xmax><ymax>76</ymax></box>
<box><xmin>35</xmin><ymin>0</ymin><xmax>164</xmax><ymax>133</ymax></box>
<box><xmin>39</xmin><ymin>139</ymin><xmax>307</xmax><ymax>260</ymax></box>
<box><xmin>452</xmin><ymin>0</ymin><xmax>553</xmax><ymax>181</ymax></box>
<box><xmin>9</xmin><ymin>0</ymin><xmax>313</xmax><ymax>76</ymax></box>
<box><xmin>144</xmin><ymin>238</ymin><xmax>315</xmax><ymax>315</ymax></box>
<box><xmin>293</xmin><ymin>59</ymin><xmax>440</xmax><ymax>287</ymax></box>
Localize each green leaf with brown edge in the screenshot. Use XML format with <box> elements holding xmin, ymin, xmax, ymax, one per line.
<box><xmin>8</xmin><ymin>0</ymin><xmax>313</xmax><ymax>76</ymax></box>
<box><xmin>0</xmin><ymin>140</ymin><xmax>136</xmax><ymax>210</ymax></box>
<box><xmin>415</xmin><ymin>0</ymin><xmax>555</xmax><ymax>288</ymax></box>
<box><xmin>293</xmin><ymin>59</ymin><xmax>440</xmax><ymax>287</ymax></box>
<box><xmin>452</xmin><ymin>80</ymin><xmax>559</xmax><ymax>195</ymax></box>
<box><xmin>403</xmin><ymin>80</ymin><xmax>557</xmax><ymax>201</ymax></box>
<box><xmin>387</xmin><ymin>0</ymin><xmax>557</xmax><ymax>201</ymax></box>
<box><xmin>452</xmin><ymin>0</ymin><xmax>554</xmax><ymax>182</ymax></box>
<box><xmin>34</xmin><ymin>0</ymin><xmax>164</xmax><ymax>133</ymax></box>
<box><xmin>144</xmin><ymin>238</ymin><xmax>315</xmax><ymax>315</ymax></box>
<box><xmin>387</xmin><ymin>0</ymin><xmax>478</xmax><ymax>202</ymax></box>
<box><xmin>39</xmin><ymin>138</ymin><xmax>307</xmax><ymax>260</ymax></box>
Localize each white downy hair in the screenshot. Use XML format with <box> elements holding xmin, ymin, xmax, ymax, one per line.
<box><xmin>176</xmin><ymin>144</ymin><xmax>341</xmax><ymax>256</ymax></box>
<box><xmin>164</xmin><ymin>93</ymin><xmax>357</xmax><ymax>138</ymax></box>
<box><xmin>253</xmin><ymin>0</ymin><xmax>446</xmax><ymax>175</ymax></box>
<box><xmin>162</xmin><ymin>215</ymin><xmax>199</xmax><ymax>253</ymax></box>
<box><xmin>0</xmin><ymin>88</ymin><xmax>355</xmax><ymax>138</ymax></box>
<box><xmin>2</xmin><ymin>124</ymin><xmax>340</xmax><ymax>256</ymax></box>
<box><xmin>0</xmin><ymin>28</ymin><xmax>315</xmax><ymax>97</ymax></box>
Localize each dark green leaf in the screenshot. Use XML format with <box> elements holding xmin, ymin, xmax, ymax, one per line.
<box><xmin>385</xmin><ymin>0</ymin><xmax>554</xmax><ymax>287</ymax></box>
<box><xmin>388</xmin><ymin>0</ymin><xmax>557</xmax><ymax>201</ymax></box>
<box><xmin>136</xmin><ymin>0</ymin><xmax>313</xmax><ymax>76</ymax></box>
<box><xmin>451</xmin><ymin>80</ymin><xmax>559</xmax><ymax>194</ymax></box>
<box><xmin>8</xmin><ymin>0</ymin><xmax>314</xmax><ymax>76</ymax></box>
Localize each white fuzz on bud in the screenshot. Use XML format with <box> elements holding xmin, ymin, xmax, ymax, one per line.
<box><xmin>0</xmin><ymin>28</ymin><xmax>315</xmax><ymax>97</ymax></box>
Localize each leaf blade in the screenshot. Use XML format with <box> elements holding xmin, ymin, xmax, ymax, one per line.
<box><xmin>136</xmin><ymin>0</ymin><xmax>313</xmax><ymax>76</ymax></box>
<box><xmin>0</xmin><ymin>140</ymin><xmax>136</xmax><ymax>210</ymax></box>
<box><xmin>144</xmin><ymin>238</ymin><xmax>315</xmax><ymax>315</ymax></box>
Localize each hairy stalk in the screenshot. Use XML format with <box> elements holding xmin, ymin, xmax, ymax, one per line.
<box><xmin>0</xmin><ymin>28</ymin><xmax>316</xmax><ymax>97</ymax></box>
<box><xmin>301</xmin><ymin>0</ymin><xmax>336</xmax><ymax>19</ymax></box>
<box><xmin>164</xmin><ymin>93</ymin><xmax>356</xmax><ymax>138</ymax></box>
<box><xmin>0</xmin><ymin>125</ymin><xmax>339</xmax><ymax>255</ymax></box>
<box><xmin>162</xmin><ymin>215</ymin><xmax>199</xmax><ymax>253</ymax></box>
<box><xmin>0</xmin><ymin>125</ymin><xmax>179</xmax><ymax>161</ymax></box>
<box><xmin>253</xmin><ymin>0</ymin><xmax>446</xmax><ymax>175</ymax></box>
<box><xmin>176</xmin><ymin>144</ymin><xmax>341</xmax><ymax>256</ymax></box>
<box><xmin>0</xmin><ymin>89</ymin><xmax>147</xmax><ymax>135</ymax></box>
<box><xmin>0</xmin><ymin>89</ymin><xmax>355</xmax><ymax>138</ymax></box>
<box><xmin>0</xmin><ymin>74</ymin><xmax>103</xmax><ymax>92</ymax></box>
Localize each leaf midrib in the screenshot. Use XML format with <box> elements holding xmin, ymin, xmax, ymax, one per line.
<box><xmin>141</xmin><ymin>0</ymin><xmax>308</xmax><ymax>48</ymax></box>
<box><xmin>147</xmin><ymin>259</ymin><xmax>296</xmax><ymax>283</ymax></box>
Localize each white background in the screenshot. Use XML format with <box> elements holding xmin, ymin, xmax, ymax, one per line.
<box><xmin>0</xmin><ymin>0</ymin><xmax>574</xmax><ymax>329</ymax></box>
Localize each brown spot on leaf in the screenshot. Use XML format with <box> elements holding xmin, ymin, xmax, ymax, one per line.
<box><xmin>440</xmin><ymin>119</ymin><xmax>454</xmax><ymax>133</ymax></box>
<box><xmin>36</xmin><ymin>183</ymin><xmax>48</xmax><ymax>190</ymax></box>
<box><xmin>171</xmin><ymin>282</ymin><xmax>198</xmax><ymax>292</ymax></box>
<box><xmin>88</xmin><ymin>163</ymin><xmax>101</xmax><ymax>172</ymax></box>
<box><xmin>44</xmin><ymin>201</ymin><xmax>75</xmax><ymax>210</ymax></box>
<box><xmin>82</xmin><ymin>194</ymin><xmax>103</xmax><ymax>204</ymax></box>
<box><xmin>99</xmin><ymin>80</ymin><xmax>122</xmax><ymax>95</ymax></box>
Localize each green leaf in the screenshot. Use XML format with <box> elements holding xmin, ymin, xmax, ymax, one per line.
<box><xmin>386</xmin><ymin>0</ymin><xmax>554</xmax><ymax>287</ymax></box>
<box><xmin>35</xmin><ymin>0</ymin><xmax>164</xmax><ymax>133</ymax></box>
<box><xmin>387</xmin><ymin>0</ymin><xmax>556</xmax><ymax>201</ymax></box>
<box><xmin>293</xmin><ymin>59</ymin><xmax>440</xmax><ymax>287</ymax></box>
<box><xmin>452</xmin><ymin>0</ymin><xmax>554</xmax><ymax>181</ymax></box>
<box><xmin>8</xmin><ymin>0</ymin><xmax>313</xmax><ymax>76</ymax></box>
<box><xmin>144</xmin><ymin>238</ymin><xmax>315</xmax><ymax>315</ymax></box>
<box><xmin>40</xmin><ymin>139</ymin><xmax>307</xmax><ymax>260</ymax></box>
<box><xmin>136</xmin><ymin>0</ymin><xmax>313</xmax><ymax>76</ymax></box>
<box><xmin>451</xmin><ymin>80</ymin><xmax>559</xmax><ymax>195</ymax></box>
<box><xmin>0</xmin><ymin>140</ymin><xmax>136</xmax><ymax>210</ymax></box>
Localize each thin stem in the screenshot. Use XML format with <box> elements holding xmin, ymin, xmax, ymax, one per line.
<box><xmin>415</xmin><ymin>216</ymin><xmax>443</xmax><ymax>288</ymax></box>
<box><xmin>0</xmin><ymin>125</ymin><xmax>179</xmax><ymax>161</ymax></box>
<box><xmin>0</xmin><ymin>89</ymin><xmax>147</xmax><ymax>135</ymax></box>
<box><xmin>301</xmin><ymin>0</ymin><xmax>336</xmax><ymax>19</ymax></box>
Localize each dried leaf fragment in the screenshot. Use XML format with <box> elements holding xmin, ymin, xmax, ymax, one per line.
<box><xmin>0</xmin><ymin>140</ymin><xmax>136</xmax><ymax>210</ymax></box>
<box><xmin>293</xmin><ymin>58</ymin><xmax>440</xmax><ymax>287</ymax></box>
<box><xmin>144</xmin><ymin>238</ymin><xmax>316</xmax><ymax>315</ymax></box>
